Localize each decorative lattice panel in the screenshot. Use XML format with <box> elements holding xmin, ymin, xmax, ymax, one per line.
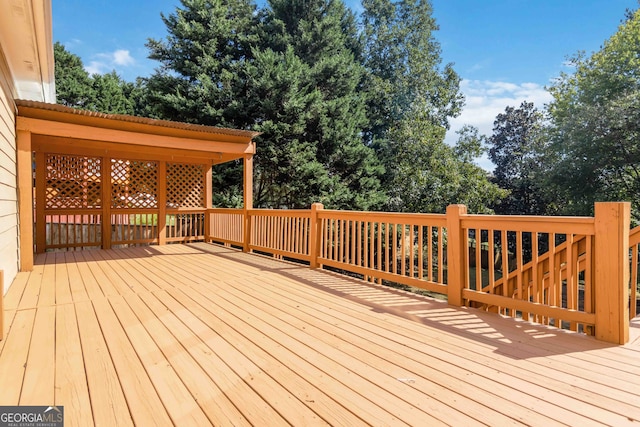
<box><xmin>45</xmin><ymin>154</ymin><xmax>102</xmax><ymax>209</ymax></box>
<box><xmin>166</xmin><ymin>163</ymin><xmax>205</xmax><ymax>208</ymax></box>
<box><xmin>111</xmin><ymin>159</ymin><xmax>159</xmax><ymax>209</ymax></box>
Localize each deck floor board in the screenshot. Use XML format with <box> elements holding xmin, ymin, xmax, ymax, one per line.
<box><xmin>1</xmin><ymin>243</ymin><xmax>639</xmax><ymax>426</ymax></box>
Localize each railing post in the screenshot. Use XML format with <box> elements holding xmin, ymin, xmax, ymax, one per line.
<box><xmin>446</xmin><ymin>204</ymin><xmax>467</xmax><ymax>306</ymax></box>
<box><xmin>309</xmin><ymin>203</ymin><xmax>324</xmax><ymax>268</ymax></box>
<box><xmin>594</xmin><ymin>202</ymin><xmax>630</xmax><ymax>344</ymax></box>
<box><xmin>243</xmin><ymin>210</ymin><xmax>251</xmax><ymax>253</ymax></box>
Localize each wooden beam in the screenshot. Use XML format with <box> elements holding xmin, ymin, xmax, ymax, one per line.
<box><xmin>243</xmin><ymin>154</ymin><xmax>254</xmax><ymax>252</ymax></box>
<box><xmin>309</xmin><ymin>203</ymin><xmax>323</xmax><ymax>269</ymax></box>
<box><xmin>34</xmin><ymin>151</ymin><xmax>45</xmax><ymax>253</ymax></box>
<box><xmin>158</xmin><ymin>162</ymin><xmax>167</xmax><ymax>245</ymax></box>
<box><xmin>101</xmin><ymin>156</ymin><xmax>111</xmax><ymax>250</ymax></box>
<box><xmin>594</xmin><ymin>202</ymin><xmax>630</xmax><ymax>344</ymax></box>
<box><xmin>243</xmin><ymin>153</ymin><xmax>253</xmax><ymax>210</ymax></box>
<box><xmin>17</xmin><ymin>130</ymin><xmax>33</xmax><ymax>271</ymax></box>
<box><xmin>31</xmin><ymin>135</ymin><xmax>242</xmax><ymax>164</ymax></box>
<box><xmin>204</xmin><ymin>164</ymin><xmax>212</xmax><ymax>242</ymax></box>
<box><xmin>19</xmin><ymin>117</ymin><xmax>255</xmax><ymax>155</ymax></box>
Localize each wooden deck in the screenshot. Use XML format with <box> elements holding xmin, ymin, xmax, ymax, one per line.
<box><xmin>1</xmin><ymin>243</ymin><xmax>639</xmax><ymax>426</ymax></box>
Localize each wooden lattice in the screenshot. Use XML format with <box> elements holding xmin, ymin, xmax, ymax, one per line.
<box><xmin>111</xmin><ymin>159</ymin><xmax>158</xmax><ymax>209</ymax></box>
<box><xmin>45</xmin><ymin>154</ymin><xmax>102</xmax><ymax>209</ymax></box>
<box><xmin>167</xmin><ymin>163</ymin><xmax>205</xmax><ymax>208</ymax></box>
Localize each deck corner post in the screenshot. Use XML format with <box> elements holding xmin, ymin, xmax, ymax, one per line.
<box><xmin>309</xmin><ymin>203</ymin><xmax>324</xmax><ymax>269</ymax></box>
<box><xmin>243</xmin><ymin>209</ymin><xmax>252</xmax><ymax>253</ymax></box>
<box><xmin>446</xmin><ymin>204</ymin><xmax>467</xmax><ymax>307</ymax></box>
<box><xmin>594</xmin><ymin>201</ymin><xmax>630</xmax><ymax>344</ymax></box>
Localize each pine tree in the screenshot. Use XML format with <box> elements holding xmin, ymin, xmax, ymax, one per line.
<box><xmin>54</xmin><ymin>42</ymin><xmax>95</xmax><ymax>109</ymax></box>
<box><xmin>146</xmin><ymin>0</ymin><xmax>385</xmax><ymax>209</ymax></box>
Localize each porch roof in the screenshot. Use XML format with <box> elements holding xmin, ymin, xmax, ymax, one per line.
<box><xmin>15</xmin><ymin>100</ymin><xmax>259</xmax><ymax>161</ymax></box>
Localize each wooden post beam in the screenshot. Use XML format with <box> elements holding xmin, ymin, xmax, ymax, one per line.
<box><xmin>204</xmin><ymin>163</ymin><xmax>212</xmax><ymax>242</ymax></box>
<box><xmin>243</xmin><ymin>154</ymin><xmax>254</xmax><ymax>252</ymax></box>
<box><xmin>594</xmin><ymin>202</ymin><xmax>630</xmax><ymax>344</ymax></box>
<box><xmin>158</xmin><ymin>161</ymin><xmax>167</xmax><ymax>245</ymax></box>
<box><xmin>446</xmin><ymin>204</ymin><xmax>468</xmax><ymax>307</ymax></box>
<box><xmin>101</xmin><ymin>155</ymin><xmax>112</xmax><ymax>249</ymax></box>
<box><xmin>17</xmin><ymin>130</ymin><xmax>33</xmax><ymax>271</ymax></box>
<box><xmin>309</xmin><ymin>203</ymin><xmax>324</xmax><ymax>269</ymax></box>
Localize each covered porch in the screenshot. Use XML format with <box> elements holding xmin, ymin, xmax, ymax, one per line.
<box><xmin>1</xmin><ymin>243</ymin><xmax>639</xmax><ymax>425</ymax></box>
<box><xmin>14</xmin><ymin>100</ymin><xmax>258</xmax><ymax>267</ymax></box>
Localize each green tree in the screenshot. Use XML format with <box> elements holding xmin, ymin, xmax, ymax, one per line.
<box><xmin>361</xmin><ymin>0</ymin><xmax>463</xmax><ymax>145</ymax></box>
<box><xmin>257</xmin><ymin>0</ymin><xmax>385</xmax><ymax>209</ymax></box>
<box><xmin>54</xmin><ymin>42</ymin><xmax>95</xmax><ymax>109</ymax></box>
<box><xmin>54</xmin><ymin>42</ymin><xmax>137</xmax><ymax>115</ymax></box>
<box><xmin>386</xmin><ymin>101</ymin><xmax>504</xmax><ymax>213</ymax></box>
<box><xmin>145</xmin><ymin>0</ymin><xmax>258</xmax><ymax>126</ymax></box>
<box><xmin>91</xmin><ymin>71</ymin><xmax>136</xmax><ymax>115</ymax></box>
<box><xmin>146</xmin><ymin>0</ymin><xmax>386</xmax><ymax>209</ymax></box>
<box><xmin>488</xmin><ymin>101</ymin><xmax>551</xmax><ymax>215</ymax></box>
<box><xmin>361</xmin><ymin>0</ymin><xmax>486</xmax><ymax>213</ymax></box>
<box><xmin>547</xmin><ymin>8</ymin><xmax>640</xmax><ymax>220</ymax></box>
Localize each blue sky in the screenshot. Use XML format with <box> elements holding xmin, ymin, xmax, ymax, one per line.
<box><xmin>53</xmin><ymin>0</ymin><xmax>638</xmax><ymax>168</ymax></box>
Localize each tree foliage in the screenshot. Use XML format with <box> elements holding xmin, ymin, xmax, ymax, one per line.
<box><xmin>360</xmin><ymin>0</ymin><xmax>487</xmax><ymax>213</ymax></box>
<box><xmin>54</xmin><ymin>0</ymin><xmax>502</xmax><ymax>214</ymax></box>
<box><xmin>54</xmin><ymin>42</ymin><xmax>137</xmax><ymax>114</ymax></box>
<box><xmin>547</xmin><ymin>8</ymin><xmax>640</xmax><ymax>220</ymax></box>
<box><xmin>146</xmin><ymin>0</ymin><xmax>386</xmax><ymax>209</ymax></box>
<box><xmin>387</xmin><ymin>101</ymin><xmax>504</xmax><ymax>213</ymax></box>
<box><xmin>54</xmin><ymin>42</ymin><xmax>94</xmax><ymax>109</ymax></box>
<box><xmin>361</xmin><ymin>0</ymin><xmax>463</xmax><ymax>144</ymax></box>
<box><xmin>488</xmin><ymin>101</ymin><xmax>551</xmax><ymax>215</ymax></box>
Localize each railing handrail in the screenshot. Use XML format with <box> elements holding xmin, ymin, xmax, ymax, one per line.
<box><xmin>630</xmin><ymin>224</ymin><xmax>640</xmax><ymax>246</ymax></box>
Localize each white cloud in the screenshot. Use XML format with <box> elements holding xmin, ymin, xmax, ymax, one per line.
<box><xmin>85</xmin><ymin>60</ymin><xmax>107</xmax><ymax>75</ymax></box>
<box><xmin>84</xmin><ymin>49</ymin><xmax>135</xmax><ymax>75</ymax></box>
<box><xmin>113</xmin><ymin>49</ymin><xmax>135</xmax><ymax>66</ymax></box>
<box><xmin>445</xmin><ymin>79</ymin><xmax>554</xmax><ymax>171</ymax></box>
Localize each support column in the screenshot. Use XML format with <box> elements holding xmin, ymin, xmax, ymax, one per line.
<box><xmin>446</xmin><ymin>204</ymin><xmax>467</xmax><ymax>307</ymax></box>
<box><xmin>34</xmin><ymin>151</ymin><xmax>45</xmax><ymax>253</ymax></box>
<box><xmin>158</xmin><ymin>161</ymin><xmax>167</xmax><ymax>245</ymax></box>
<box><xmin>594</xmin><ymin>202</ymin><xmax>630</xmax><ymax>344</ymax></box>
<box><xmin>243</xmin><ymin>154</ymin><xmax>253</xmax><ymax>252</ymax></box>
<box><xmin>101</xmin><ymin>156</ymin><xmax>111</xmax><ymax>249</ymax></box>
<box><xmin>204</xmin><ymin>163</ymin><xmax>212</xmax><ymax>242</ymax></box>
<box><xmin>17</xmin><ymin>130</ymin><xmax>33</xmax><ymax>271</ymax></box>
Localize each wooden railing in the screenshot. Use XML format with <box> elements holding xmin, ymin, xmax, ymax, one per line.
<box><xmin>206</xmin><ymin>202</ymin><xmax>632</xmax><ymax>344</ymax></box>
<box><xmin>629</xmin><ymin>225</ymin><xmax>640</xmax><ymax>319</ymax></box>
<box><xmin>317</xmin><ymin>209</ymin><xmax>448</xmax><ymax>295</ymax></box>
<box><xmin>208</xmin><ymin>208</ymin><xmax>245</xmax><ymax>246</ymax></box>
<box><xmin>459</xmin><ymin>213</ymin><xmax>596</xmax><ymax>333</ymax></box>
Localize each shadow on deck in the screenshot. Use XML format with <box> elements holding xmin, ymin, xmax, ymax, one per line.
<box><xmin>0</xmin><ymin>243</ymin><xmax>638</xmax><ymax>426</ymax></box>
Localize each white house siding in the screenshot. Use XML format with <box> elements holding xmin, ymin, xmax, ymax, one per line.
<box><xmin>0</xmin><ymin>48</ymin><xmax>18</xmax><ymax>294</ymax></box>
